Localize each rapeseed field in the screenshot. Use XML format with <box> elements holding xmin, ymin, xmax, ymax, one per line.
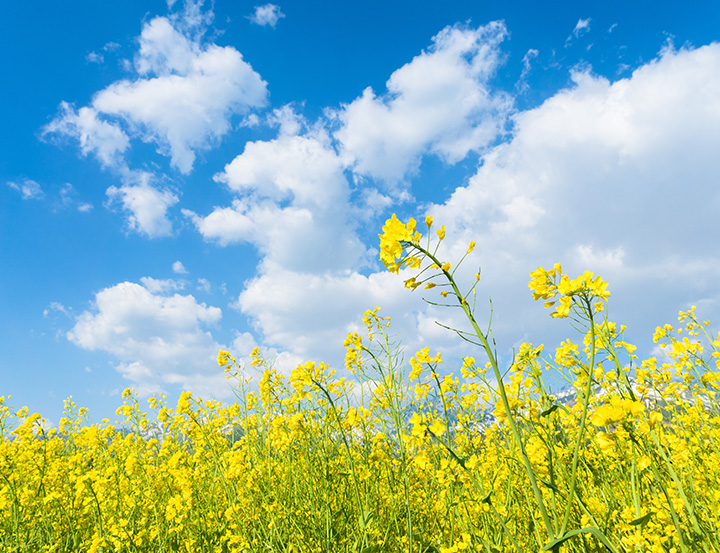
<box><xmin>2</xmin><ymin>216</ymin><xmax>719</xmax><ymax>552</ymax></box>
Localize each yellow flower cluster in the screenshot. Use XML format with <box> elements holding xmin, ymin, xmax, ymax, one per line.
<box><xmin>3</xmin><ymin>219</ymin><xmax>720</xmax><ymax>552</ymax></box>
<box><xmin>1</xmin><ymin>302</ymin><xmax>719</xmax><ymax>552</ymax></box>
<box><xmin>529</xmin><ymin>264</ymin><xmax>611</xmax><ymax>317</ymax></box>
<box><xmin>378</xmin><ymin>213</ymin><xmax>421</xmax><ymax>273</ymax></box>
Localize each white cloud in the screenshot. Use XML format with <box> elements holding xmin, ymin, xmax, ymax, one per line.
<box><xmin>197</xmin><ymin>278</ymin><xmax>211</xmax><ymax>292</ymax></box>
<box><xmin>7</xmin><ymin>178</ymin><xmax>44</xmax><ymax>200</ymax></box>
<box><xmin>44</xmin><ymin>302</ymin><xmax>71</xmax><ymax>318</ymax></box>
<box><xmin>573</xmin><ymin>245</ymin><xmax>626</xmax><ymax>273</ymax></box>
<box><xmin>236</xmin><ymin>269</ymin><xmax>417</xmax><ymax>360</ymax></box>
<box><xmin>333</xmin><ymin>21</ymin><xmax>512</xmax><ymax>184</ymax></box>
<box><xmin>67</xmin><ymin>280</ymin><xmax>228</xmax><ymax>398</ymax></box>
<box><xmin>572</xmin><ymin>18</ymin><xmax>592</xmax><ymax>39</ymax></box>
<box><xmin>229</xmin><ymin>40</ymin><xmax>720</xmax><ymax>378</ymax></box>
<box><xmin>248</xmin><ymin>4</ymin><xmax>285</xmax><ymax>28</ymax></box>
<box><xmin>42</xmin><ymin>1</ymin><xmax>269</xmax><ymax>237</ymax></box>
<box><xmin>43</xmin><ymin>103</ymin><xmax>130</xmax><ymax>169</ymax></box>
<box><xmin>92</xmin><ymin>16</ymin><xmax>268</xmax><ymax>174</ymax></box>
<box><xmin>172</xmin><ymin>261</ymin><xmax>188</xmax><ymax>274</ymax></box>
<box><xmin>517</xmin><ymin>48</ymin><xmax>539</xmax><ymax>92</ymax></box>
<box><xmin>106</xmin><ymin>173</ymin><xmax>178</xmax><ymax>238</ymax></box>
<box><xmin>139</xmin><ymin>277</ymin><xmax>186</xmax><ymax>293</ymax></box>
<box><xmin>187</xmin><ymin>132</ymin><xmax>368</xmax><ymax>272</ymax></box>
<box><xmin>177</xmin><ymin>25</ymin><xmax>720</xmax><ymax>388</ymax></box>
<box><xmin>57</xmin><ymin>182</ymin><xmax>94</xmax><ymax>212</ymax></box>
<box><xmin>216</xmin><ymin>133</ymin><xmax>343</xmax><ymax>206</ymax></box>
<box><xmin>86</xmin><ymin>51</ymin><xmax>104</xmax><ymax>64</ymax></box>
<box><xmin>266</xmin><ymin>104</ymin><xmax>304</xmax><ymax>135</ymax></box>
<box><xmin>420</xmin><ymin>42</ymin><xmax>720</xmax><ymax>348</ymax></box>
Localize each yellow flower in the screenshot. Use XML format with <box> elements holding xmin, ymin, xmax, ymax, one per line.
<box><xmin>217</xmin><ymin>350</ymin><xmax>232</xmax><ymax>367</ymax></box>
<box><xmin>428</xmin><ymin>418</ymin><xmax>445</xmax><ymax>437</ymax></box>
<box><xmin>528</xmin><ymin>267</ymin><xmax>557</xmax><ymax>301</ymax></box>
<box><xmin>436</xmin><ymin>225</ymin><xmax>445</xmax><ymax>240</ymax></box>
<box><xmin>467</xmin><ymin>241</ymin><xmax>476</xmax><ymax>253</ymax></box>
<box><xmin>595</xmin><ymin>431</ymin><xmax>614</xmax><ymax>453</ymax></box>
<box><xmin>379</xmin><ymin>214</ymin><xmax>421</xmax><ymax>271</ymax></box>
<box><xmin>649</xmin><ymin>411</ymin><xmax>663</xmax><ymax>427</ymax></box>
<box><xmin>404</xmin><ymin>277</ymin><xmax>421</xmax><ymax>291</ymax></box>
<box><xmin>551</xmin><ymin>296</ymin><xmax>573</xmax><ymax>318</ymax></box>
<box><xmin>557</xmin><ymin>275</ymin><xmax>583</xmax><ymax>296</ymax></box>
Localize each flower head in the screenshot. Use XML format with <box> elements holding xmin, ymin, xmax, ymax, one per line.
<box><xmin>379</xmin><ymin>214</ymin><xmax>421</xmax><ymax>272</ymax></box>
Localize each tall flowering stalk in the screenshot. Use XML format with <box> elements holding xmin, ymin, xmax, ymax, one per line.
<box><xmin>379</xmin><ymin>214</ymin><xmax>617</xmax><ymax>552</ymax></box>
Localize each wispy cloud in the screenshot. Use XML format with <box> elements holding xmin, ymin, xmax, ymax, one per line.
<box><xmin>566</xmin><ymin>17</ymin><xmax>591</xmax><ymax>46</ymax></box>
<box><xmin>7</xmin><ymin>178</ymin><xmax>44</xmax><ymax>200</ymax></box>
<box><xmin>517</xmin><ymin>48</ymin><xmax>539</xmax><ymax>92</ymax></box>
<box><xmin>574</xmin><ymin>18</ymin><xmax>591</xmax><ymax>37</ymax></box>
<box><xmin>85</xmin><ymin>51</ymin><xmax>104</xmax><ymax>64</ymax></box>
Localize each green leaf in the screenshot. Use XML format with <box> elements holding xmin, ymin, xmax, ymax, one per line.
<box><xmin>540</xmin><ymin>404</ymin><xmax>558</xmax><ymax>417</ymax></box>
<box><xmin>629</xmin><ymin>513</ymin><xmax>652</xmax><ymax>526</ymax></box>
<box><xmin>538</xmin><ymin>476</ymin><xmax>560</xmax><ymax>492</ymax></box>
<box><xmin>543</xmin><ymin>527</ymin><xmax>618</xmax><ymax>552</ymax></box>
<box><xmin>358</xmin><ymin>509</ymin><xmax>374</xmax><ymax>527</ymax></box>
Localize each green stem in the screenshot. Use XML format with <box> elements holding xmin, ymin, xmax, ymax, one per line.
<box><xmin>415</xmin><ymin>244</ymin><xmax>555</xmax><ymax>545</ymax></box>
<box><xmin>560</xmin><ymin>297</ymin><xmax>596</xmax><ymax>535</ymax></box>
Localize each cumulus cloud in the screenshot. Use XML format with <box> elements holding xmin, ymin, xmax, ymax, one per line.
<box><xmin>234</xmin><ymin>39</ymin><xmax>720</xmax><ymax>375</ymax></box>
<box><xmin>187</xmin><ymin>131</ymin><xmax>368</xmax><ymax>272</ymax></box>
<box><xmin>42</xmin><ymin>0</ymin><xmax>269</xmax><ymax>237</ymax></box>
<box><xmin>235</xmin><ymin>269</ymin><xmax>422</xmax><ymax>362</ymax></box>
<box><xmin>67</xmin><ymin>279</ymin><xmax>227</xmax><ymax>397</ymax></box>
<box><xmin>333</xmin><ymin>21</ymin><xmax>512</xmax><ymax>184</ymax></box>
<box><xmin>423</xmin><ymin>41</ymin><xmax>720</xmax><ymax>344</ymax></box>
<box><xmin>248</xmin><ymin>4</ymin><xmax>285</xmax><ymax>28</ymax></box>
<box><xmin>187</xmin><ymin>23</ymin><xmax>518</xmax><ymax>369</ymax></box>
<box><xmin>7</xmin><ymin>178</ymin><xmax>44</xmax><ymax>200</ymax></box>
<box><xmin>91</xmin><ymin>16</ymin><xmax>268</xmax><ymax>174</ymax></box>
<box><xmin>178</xmin><ymin>24</ymin><xmax>720</xmax><ymax>383</ymax></box>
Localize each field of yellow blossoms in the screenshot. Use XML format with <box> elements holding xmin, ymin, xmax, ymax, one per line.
<box><xmin>2</xmin><ymin>215</ymin><xmax>720</xmax><ymax>552</ymax></box>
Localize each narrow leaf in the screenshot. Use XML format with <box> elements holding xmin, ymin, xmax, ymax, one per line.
<box><xmin>629</xmin><ymin>513</ymin><xmax>652</xmax><ymax>526</ymax></box>
<box><xmin>543</xmin><ymin>527</ymin><xmax>618</xmax><ymax>553</ymax></box>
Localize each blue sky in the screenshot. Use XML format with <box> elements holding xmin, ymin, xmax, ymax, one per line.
<box><xmin>2</xmin><ymin>0</ymin><xmax>720</xmax><ymax>424</ymax></box>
